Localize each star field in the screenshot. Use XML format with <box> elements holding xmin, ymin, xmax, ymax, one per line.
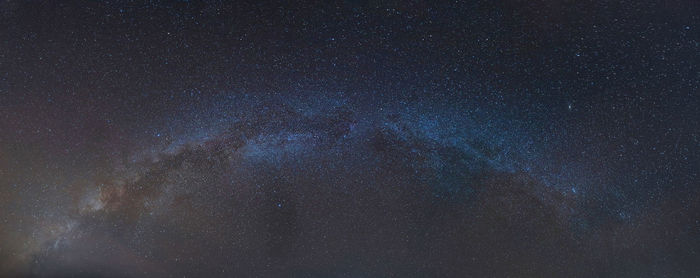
<box><xmin>1</xmin><ymin>1</ymin><xmax>699</xmax><ymax>277</ymax></box>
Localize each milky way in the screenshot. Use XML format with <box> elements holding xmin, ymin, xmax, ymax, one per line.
<box><xmin>1</xmin><ymin>1</ymin><xmax>699</xmax><ymax>277</ymax></box>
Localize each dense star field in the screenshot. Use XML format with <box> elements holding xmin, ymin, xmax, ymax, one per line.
<box><xmin>1</xmin><ymin>1</ymin><xmax>699</xmax><ymax>277</ymax></box>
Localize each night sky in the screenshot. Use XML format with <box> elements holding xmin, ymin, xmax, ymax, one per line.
<box><xmin>1</xmin><ymin>0</ymin><xmax>699</xmax><ymax>277</ymax></box>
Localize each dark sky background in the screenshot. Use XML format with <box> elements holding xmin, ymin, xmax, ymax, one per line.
<box><xmin>1</xmin><ymin>0</ymin><xmax>699</xmax><ymax>277</ymax></box>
